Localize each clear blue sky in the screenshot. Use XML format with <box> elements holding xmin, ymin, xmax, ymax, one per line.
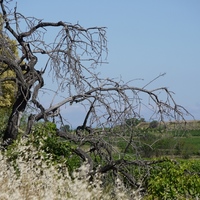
<box><xmin>17</xmin><ymin>1</ymin><xmax>200</xmax><ymax>123</ymax></box>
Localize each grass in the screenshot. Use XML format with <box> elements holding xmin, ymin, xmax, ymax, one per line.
<box><xmin>112</xmin><ymin>121</ymin><xmax>200</xmax><ymax>158</ymax></box>
<box><xmin>179</xmin><ymin>137</ymin><xmax>200</xmax><ymax>154</ymax></box>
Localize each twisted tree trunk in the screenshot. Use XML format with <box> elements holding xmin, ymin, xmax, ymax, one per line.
<box><xmin>3</xmin><ymin>86</ymin><xmax>30</xmax><ymax>145</ymax></box>
<box><xmin>3</xmin><ymin>56</ymin><xmax>38</xmax><ymax>146</ymax></box>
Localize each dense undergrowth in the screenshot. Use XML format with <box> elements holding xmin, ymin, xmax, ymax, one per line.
<box><xmin>144</xmin><ymin>159</ymin><xmax>200</xmax><ymax>199</ymax></box>
<box><xmin>0</xmin><ymin>121</ymin><xmax>200</xmax><ymax>199</ymax></box>
<box><xmin>0</xmin><ymin>122</ymin><xmax>142</xmax><ymax>200</ymax></box>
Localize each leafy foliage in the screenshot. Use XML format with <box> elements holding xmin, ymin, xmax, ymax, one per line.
<box><xmin>149</xmin><ymin>120</ymin><xmax>159</xmax><ymax>129</ymax></box>
<box><xmin>60</xmin><ymin>124</ymin><xmax>71</xmax><ymax>132</ymax></box>
<box><xmin>4</xmin><ymin>122</ymin><xmax>81</xmax><ymax>175</ymax></box>
<box><xmin>0</xmin><ymin>107</ymin><xmax>11</xmax><ymax>139</ymax></box>
<box><xmin>0</xmin><ymin>20</ymin><xmax>18</xmax><ymax>107</ymax></box>
<box><xmin>126</xmin><ymin>117</ymin><xmax>145</xmax><ymax>127</ymax></box>
<box><xmin>145</xmin><ymin>159</ymin><xmax>200</xmax><ymax>199</ymax></box>
<box><xmin>2</xmin><ymin>113</ymin><xmax>200</xmax><ymax>199</ymax></box>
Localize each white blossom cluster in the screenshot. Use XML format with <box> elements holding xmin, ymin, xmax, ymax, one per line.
<box><xmin>0</xmin><ymin>139</ymin><xmax>142</xmax><ymax>200</ymax></box>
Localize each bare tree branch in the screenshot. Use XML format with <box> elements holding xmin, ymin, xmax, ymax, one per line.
<box><xmin>0</xmin><ymin>0</ymin><xmax>192</xmax><ymax>193</ymax></box>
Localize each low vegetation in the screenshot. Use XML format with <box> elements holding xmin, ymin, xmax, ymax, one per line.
<box><xmin>0</xmin><ymin>122</ymin><xmax>142</xmax><ymax>200</ymax></box>
<box><xmin>0</xmin><ymin>120</ymin><xmax>200</xmax><ymax>199</ymax></box>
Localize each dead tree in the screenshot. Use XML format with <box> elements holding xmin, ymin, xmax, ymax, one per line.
<box><xmin>0</xmin><ymin>0</ymin><xmax>191</xmax><ymax>191</ymax></box>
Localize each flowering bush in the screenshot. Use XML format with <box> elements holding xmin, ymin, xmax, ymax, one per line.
<box><xmin>0</xmin><ymin>122</ymin><xmax>142</xmax><ymax>200</ymax></box>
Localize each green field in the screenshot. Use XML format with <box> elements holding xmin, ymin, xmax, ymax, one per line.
<box><xmin>113</xmin><ymin>120</ymin><xmax>200</xmax><ymax>159</ymax></box>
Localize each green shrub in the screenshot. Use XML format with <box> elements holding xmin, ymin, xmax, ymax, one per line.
<box><xmin>4</xmin><ymin>121</ymin><xmax>81</xmax><ymax>175</ymax></box>
<box><xmin>0</xmin><ymin>107</ymin><xmax>11</xmax><ymax>140</ymax></box>
<box><xmin>145</xmin><ymin>159</ymin><xmax>200</xmax><ymax>199</ymax></box>
<box><xmin>149</xmin><ymin>120</ymin><xmax>158</xmax><ymax>129</ymax></box>
<box><xmin>125</xmin><ymin>117</ymin><xmax>145</xmax><ymax>127</ymax></box>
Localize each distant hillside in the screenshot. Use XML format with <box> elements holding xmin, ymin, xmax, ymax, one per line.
<box><xmin>136</xmin><ymin>120</ymin><xmax>200</xmax><ymax>130</ymax></box>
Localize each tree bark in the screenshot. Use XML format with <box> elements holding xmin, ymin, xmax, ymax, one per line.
<box><xmin>3</xmin><ymin>86</ymin><xmax>30</xmax><ymax>145</ymax></box>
